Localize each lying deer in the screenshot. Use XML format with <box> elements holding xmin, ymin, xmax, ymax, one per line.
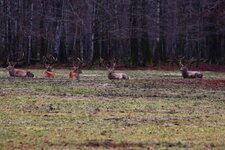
<box><xmin>179</xmin><ymin>58</ymin><xmax>203</xmax><ymax>79</ymax></box>
<box><xmin>43</xmin><ymin>64</ymin><xmax>56</xmax><ymax>78</ymax></box>
<box><xmin>6</xmin><ymin>64</ymin><xmax>34</xmax><ymax>77</ymax></box>
<box><xmin>106</xmin><ymin>62</ymin><xmax>130</xmax><ymax>80</ymax></box>
<box><xmin>69</xmin><ymin>66</ymin><xmax>82</xmax><ymax>80</ymax></box>
<box><xmin>42</xmin><ymin>54</ymin><xmax>57</xmax><ymax>78</ymax></box>
<box><xmin>69</xmin><ymin>58</ymin><xmax>83</xmax><ymax>80</ymax></box>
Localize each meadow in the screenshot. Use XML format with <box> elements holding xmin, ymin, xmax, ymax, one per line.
<box><xmin>0</xmin><ymin>68</ymin><xmax>224</xmax><ymax>149</ymax></box>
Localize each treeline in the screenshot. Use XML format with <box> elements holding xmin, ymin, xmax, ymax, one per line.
<box><xmin>0</xmin><ymin>0</ymin><xmax>224</xmax><ymax>67</ymax></box>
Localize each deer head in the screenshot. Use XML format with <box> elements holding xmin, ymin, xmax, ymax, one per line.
<box><xmin>179</xmin><ymin>57</ymin><xmax>188</xmax><ymax>71</ymax></box>
<box><xmin>5</xmin><ymin>56</ymin><xmax>17</xmax><ymax>71</ymax></box>
<box><xmin>45</xmin><ymin>64</ymin><xmax>53</xmax><ymax>72</ymax></box>
<box><xmin>100</xmin><ymin>58</ymin><xmax>117</xmax><ymax>74</ymax></box>
<box><xmin>71</xmin><ymin>57</ymin><xmax>83</xmax><ymax>73</ymax></box>
<box><xmin>42</xmin><ymin>54</ymin><xmax>57</xmax><ymax>78</ymax></box>
<box><xmin>69</xmin><ymin>57</ymin><xmax>84</xmax><ymax>79</ymax></box>
<box><xmin>43</xmin><ymin>54</ymin><xmax>57</xmax><ymax>72</ymax></box>
<box><xmin>107</xmin><ymin>62</ymin><xmax>116</xmax><ymax>74</ymax></box>
<box><xmin>179</xmin><ymin>57</ymin><xmax>198</xmax><ymax>71</ymax></box>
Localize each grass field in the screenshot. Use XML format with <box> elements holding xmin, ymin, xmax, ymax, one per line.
<box><xmin>0</xmin><ymin>69</ymin><xmax>225</xmax><ymax>149</ymax></box>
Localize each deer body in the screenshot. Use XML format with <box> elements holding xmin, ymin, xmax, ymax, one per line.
<box><xmin>107</xmin><ymin>68</ymin><xmax>130</xmax><ymax>80</ymax></box>
<box><xmin>43</xmin><ymin>66</ymin><xmax>56</xmax><ymax>78</ymax></box>
<box><xmin>180</xmin><ymin>67</ymin><xmax>203</xmax><ymax>79</ymax></box>
<box><xmin>108</xmin><ymin>72</ymin><xmax>130</xmax><ymax>80</ymax></box>
<box><xmin>69</xmin><ymin>72</ymin><xmax>79</xmax><ymax>80</ymax></box>
<box><xmin>6</xmin><ymin>65</ymin><xmax>34</xmax><ymax>77</ymax></box>
<box><xmin>69</xmin><ymin>67</ymin><xmax>82</xmax><ymax>80</ymax></box>
<box><xmin>43</xmin><ymin>70</ymin><xmax>56</xmax><ymax>78</ymax></box>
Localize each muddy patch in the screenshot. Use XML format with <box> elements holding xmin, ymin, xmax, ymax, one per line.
<box><xmin>105</xmin><ymin>116</ymin><xmax>200</xmax><ymax>123</ymax></box>
<box><xmin>131</xmin><ymin>79</ymin><xmax>225</xmax><ymax>89</ymax></box>
<box><xmin>0</xmin><ymin>88</ymin><xmax>47</xmax><ymax>96</ymax></box>
<box><xmin>78</xmin><ymin>141</ymin><xmax>148</xmax><ymax>148</ymax></box>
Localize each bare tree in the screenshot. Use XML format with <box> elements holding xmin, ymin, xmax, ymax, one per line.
<box><xmin>0</xmin><ymin>0</ymin><xmax>224</xmax><ymax>66</ymax></box>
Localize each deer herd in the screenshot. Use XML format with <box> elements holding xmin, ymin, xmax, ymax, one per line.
<box><xmin>4</xmin><ymin>55</ymin><xmax>203</xmax><ymax>80</ymax></box>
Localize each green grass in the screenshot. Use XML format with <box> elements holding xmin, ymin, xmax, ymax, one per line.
<box><xmin>0</xmin><ymin>69</ymin><xmax>225</xmax><ymax>149</ymax></box>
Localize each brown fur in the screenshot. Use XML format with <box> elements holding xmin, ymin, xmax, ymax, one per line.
<box><xmin>107</xmin><ymin>68</ymin><xmax>130</xmax><ymax>80</ymax></box>
<box><xmin>6</xmin><ymin>65</ymin><xmax>34</xmax><ymax>77</ymax></box>
<box><xmin>180</xmin><ymin>67</ymin><xmax>203</xmax><ymax>79</ymax></box>
<box><xmin>69</xmin><ymin>66</ymin><xmax>82</xmax><ymax>80</ymax></box>
<box><xmin>43</xmin><ymin>65</ymin><xmax>56</xmax><ymax>78</ymax></box>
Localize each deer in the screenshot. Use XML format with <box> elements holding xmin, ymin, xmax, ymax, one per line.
<box><xmin>5</xmin><ymin>59</ymin><xmax>34</xmax><ymax>78</ymax></box>
<box><xmin>179</xmin><ymin>57</ymin><xmax>203</xmax><ymax>79</ymax></box>
<box><xmin>103</xmin><ymin>59</ymin><xmax>130</xmax><ymax>80</ymax></box>
<box><xmin>69</xmin><ymin>58</ymin><xmax>83</xmax><ymax>80</ymax></box>
<box><xmin>42</xmin><ymin>54</ymin><xmax>57</xmax><ymax>78</ymax></box>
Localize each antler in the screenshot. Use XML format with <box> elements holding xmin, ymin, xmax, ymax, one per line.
<box><xmin>69</xmin><ymin>56</ymin><xmax>83</xmax><ymax>68</ymax></box>
<box><xmin>99</xmin><ymin>57</ymin><xmax>109</xmax><ymax>68</ymax></box>
<box><xmin>178</xmin><ymin>57</ymin><xmax>185</xmax><ymax>67</ymax></box>
<box><xmin>112</xmin><ymin>62</ymin><xmax>116</xmax><ymax>69</ymax></box>
<box><xmin>187</xmin><ymin>57</ymin><xmax>197</xmax><ymax>65</ymax></box>
<box><xmin>101</xmin><ymin>58</ymin><xmax>117</xmax><ymax>69</ymax></box>
<box><xmin>7</xmin><ymin>57</ymin><xmax>11</xmax><ymax>65</ymax></box>
<box><xmin>76</xmin><ymin>58</ymin><xmax>83</xmax><ymax>64</ymax></box>
<box><xmin>111</xmin><ymin>58</ymin><xmax>117</xmax><ymax>69</ymax></box>
<box><xmin>42</xmin><ymin>56</ymin><xmax>47</xmax><ymax>65</ymax></box>
<box><xmin>43</xmin><ymin>54</ymin><xmax>57</xmax><ymax>65</ymax></box>
<box><xmin>99</xmin><ymin>57</ymin><xmax>104</xmax><ymax>67</ymax></box>
<box><xmin>178</xmin><ymin>56</ymin><xmax>198</xmax><ymax>68</ymax></box>
<box><xmin>7</xmin><ymin>56</ymin><xmax>16</xmax><ymax>66</ymax></box>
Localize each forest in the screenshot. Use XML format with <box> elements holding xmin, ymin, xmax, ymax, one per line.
<box><xmin>0</xmin><ymin>1</ymin><xmax>225</xmax><ymax>149</ymax></box>
<box><xmin>0</xmin><ymin>0</ymin><xmax>224</xmax><ymax>66</ymax></box>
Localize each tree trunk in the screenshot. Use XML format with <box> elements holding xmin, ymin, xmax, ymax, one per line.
<box><xmin>27</xmin><ymin>0</ymin><xmax>33</xmax><ymax>64</ymax></box>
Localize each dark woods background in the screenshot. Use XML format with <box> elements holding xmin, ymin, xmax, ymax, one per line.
<box><xmin>0</xmin><ymin>0</ymin><xmax>224</xmax><ymax>67</ymax></box>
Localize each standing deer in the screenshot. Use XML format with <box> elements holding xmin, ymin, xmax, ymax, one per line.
<box><xmin>104</xmin><ymin>59</ymin><xmax>130</xmax><ymax>80</ymax></box>
<box><xmin>6</xmin><ymin>61</ymin><xmax>34</xmax><ymax>78</ymax></box>
<box><xmin>43</xmin><ymin>54</ymin><xmax>57</xmax><ymax>78</ymax></box>
<box><xmin>179</xmin><ymin>58</ymin><xmax>203</xmax><ymax>79</ymax></box>
<box><xmin>69</xmin><ymin>58</ymin><xmax>83</xmax><ymax>80</ymax></box>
